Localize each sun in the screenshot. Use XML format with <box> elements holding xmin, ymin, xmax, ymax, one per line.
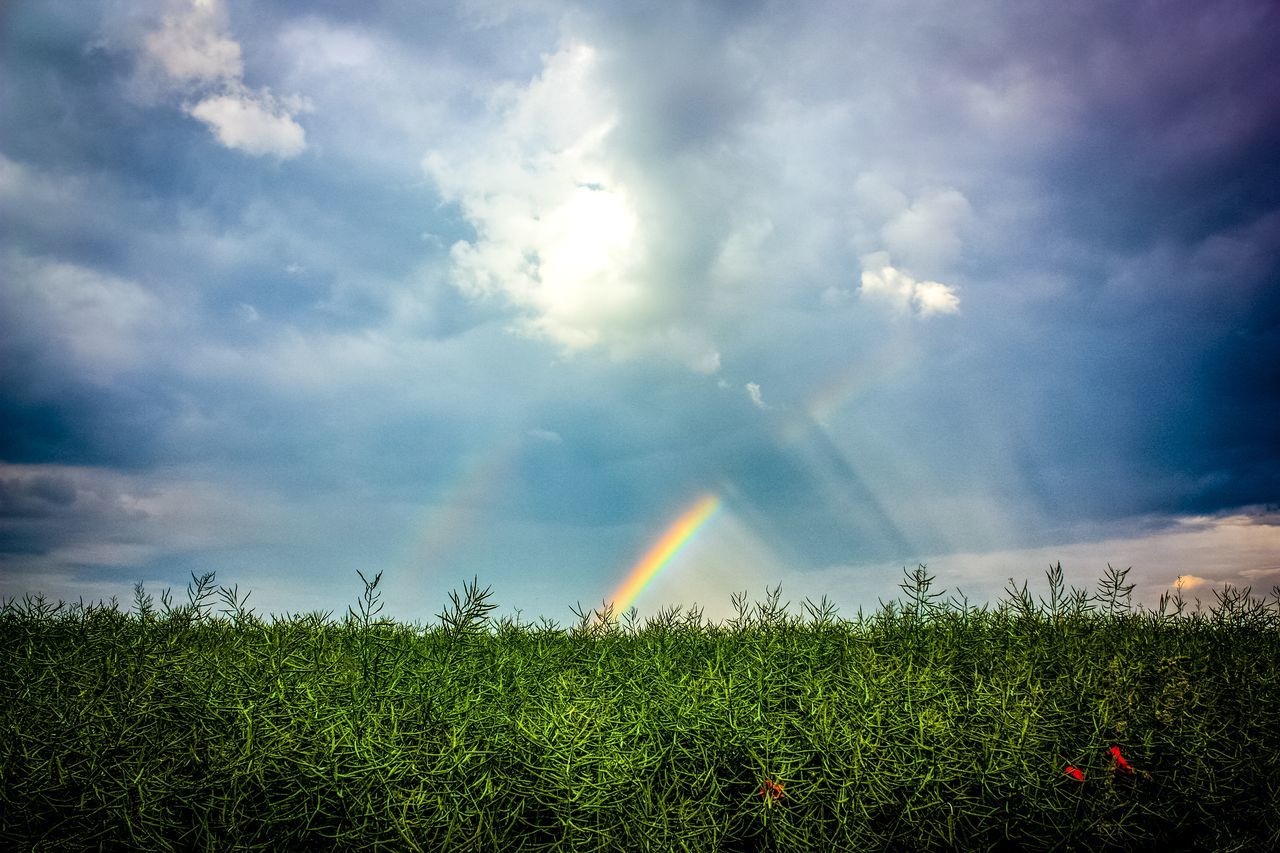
<box><xmin>531</xmin><ymin>181</ymin><xmax>642</xmax><ymax>341</ymax></box>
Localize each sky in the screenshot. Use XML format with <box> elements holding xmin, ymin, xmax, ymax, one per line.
<box><xmin>2</xmin><ymin>0</ymin><xmax>1278</xmax><ymax>626</ymax></box>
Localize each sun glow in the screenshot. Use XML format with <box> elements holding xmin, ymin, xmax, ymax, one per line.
<box><xmin>528</xmin><ymin>183</ymin><xmax>641</xmax><ymax>343</ymax></box>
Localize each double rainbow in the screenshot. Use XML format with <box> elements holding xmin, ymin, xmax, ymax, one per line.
<box><xmin>609</xmin><ymin>494</ymin><xmax>721</xmax><ymax>614</ymax></box>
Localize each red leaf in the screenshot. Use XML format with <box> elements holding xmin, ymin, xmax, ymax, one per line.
<box><xmin>1108</xmin><ymin>745</ymin><xmax>1134</xmax><ymax>774</ymax></box>
<box><xmin>1064</xmin><ymin>765</ymin><xmax>1085</xmax><ymax>782</ymax></box>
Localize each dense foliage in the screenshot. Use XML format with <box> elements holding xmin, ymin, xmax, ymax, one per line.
<box><xmin>3</xmin><ymin>566</ymin><xmax>1279</xmax><ymax>851</ymax></box>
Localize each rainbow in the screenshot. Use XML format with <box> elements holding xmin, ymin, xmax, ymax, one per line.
<box><xmin>609</xmin><ymin>494</ymin><xmax>721</xmax><ymax>614</ymax></box>
<box><xmin>394</xmin><ymin>440</ymin><xmax>517</xmax><ymax>589</ymax></box>
<box><xmin>805</xmin><ymin>336</ymin><xmax>914</xmax><ymax>429</ymax></box>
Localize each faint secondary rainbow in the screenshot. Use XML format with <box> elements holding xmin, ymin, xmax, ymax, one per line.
<box><xmin>394</xmin><ymin>440</ymin><xmax>517</xmax><ymax>586</ymax></box>
<box><xmin>609</xmin><ymin>494</ymin><xmax>722</xmax><ymax>614</ymax></box>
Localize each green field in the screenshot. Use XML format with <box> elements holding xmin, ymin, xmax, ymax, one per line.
<box><xmin>3</xmin><ymin>565</ymin><xmax>1278</xmax><ymax>851</ymax></box>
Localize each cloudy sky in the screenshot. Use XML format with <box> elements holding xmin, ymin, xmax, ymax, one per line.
<box><xmin>2</xmin><ymin>0</ymin><xmax>1278</xmax><ymax>625</ymax></box>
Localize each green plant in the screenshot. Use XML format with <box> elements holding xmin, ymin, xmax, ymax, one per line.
<box><xmin>2</xmin><ymin>566</ymin><xmax>1277</xmax><ymax>851</ymax></box>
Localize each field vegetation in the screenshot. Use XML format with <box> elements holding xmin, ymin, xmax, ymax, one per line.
<box><xmin>3</xmin><ymin>565</ymin><xmax>1279</xmax><ymax>851</ymax></box>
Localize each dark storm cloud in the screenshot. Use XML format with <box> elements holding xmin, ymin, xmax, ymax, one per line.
<box><xmin>0</xmin><ymin>472</ymin><xmax>78</xmax><ymax>519</ymax></box>
<box><xmin>876</xmin><ymin>0</ymin><xmax>1280</xmax><ymax>528</ymax></box>
<box><xmin>0</xmin><ymin>383</ymin><xmax>175</xmax><ymax>470</ymax></box>
<box><xmin>0</xmin><ymin>465</ymin><xmax>150</xmax><ymax>560</ymax></box>
<box><xmin>1022</xmin><ymin>3</ymin><xmax>1280</xmax><ymax>254</ymax></box>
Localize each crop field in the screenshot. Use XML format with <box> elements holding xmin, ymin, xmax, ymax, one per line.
<box><xmin>2</xmin><ymin>565</ymin><xmax>1279</xmax><ymax>851</ymax></box>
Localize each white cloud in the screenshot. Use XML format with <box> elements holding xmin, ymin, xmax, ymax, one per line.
<box><xmin>186</xmin><ymin>87</ymin><xmax>308</xmax><ymax>158</ymax></box>
<box><xmin>425</xmin><ymin>42</ymin><xmax>723</xmax><ymax>372</ymax></box>
<box><xmin>138</xmin><ymin>0</ymin><xmax>308</xmax><ymax>158</ymax></box>
<box><xmin>858</xmin><ymin>252</ymin><xmax>960</xmax><ymax>317</ymax></box>
<box><xmin>426</xmin><ymin>44</ymin><xmax>643</xmax><ymax>352</ymax></box>
<box><xmin>143</xmin><ymin>0</ymin><xmax>242</xmax><ymax>83</ymax></box>
<box><xmin>911</xmin><ymin>280</ymin><xmax>962</xmax><ymax>315</ymax></box>
<box><xmin>746</xmin><ymin>382</ymin><xmax>767</xmax><ymax>409</ymax></box>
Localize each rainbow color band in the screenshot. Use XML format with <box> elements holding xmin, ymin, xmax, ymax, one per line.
<box><xmin>610</xmin><ymin>494</ymin><xmax>721</xmax><ymax>614</ymax></box>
